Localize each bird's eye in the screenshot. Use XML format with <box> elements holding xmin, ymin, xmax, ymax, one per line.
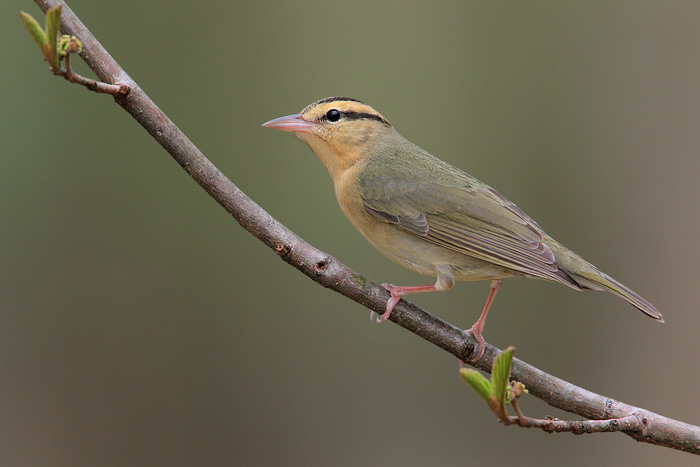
<box><xmin>326</xmin><ymin>109</ymin><xmax>341</xmax><ymax>122</ymax></box>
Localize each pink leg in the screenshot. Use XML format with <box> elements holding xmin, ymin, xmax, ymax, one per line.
<box><xmin>464</xmin><ymin>279</ymin><xmax>503</xmax><ymax>361</ymax></box>
<box><xmin>376</xmin><ymin>283</ymin><xmax>440</xmax><ymax>324</ymax></box>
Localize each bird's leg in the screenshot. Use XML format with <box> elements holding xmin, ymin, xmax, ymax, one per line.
<box><xmin>374</xmin><ymin>267</ymin><xmax>454</xmax><ymax>324</ymax></box>
<box><xmin>464</xmin><ymin>279</ymin><xmax>503</xmax><ymax>361</ymax></box>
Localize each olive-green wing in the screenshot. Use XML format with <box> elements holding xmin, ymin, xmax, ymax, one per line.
<box><xmin>359</xmin><ymin>154</ymin><xmax>580</xmax><ymax>289</ymax></box>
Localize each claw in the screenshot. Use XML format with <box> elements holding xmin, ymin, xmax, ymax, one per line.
<box><xmin>376</xmin><ymin>283</ymin><xmax>402</xmax><ymax>324</ymax></box>
<box><xmin>463</xmin><ymin>326</ymin><xmax>486</xmax><ymax>361</ymax></box>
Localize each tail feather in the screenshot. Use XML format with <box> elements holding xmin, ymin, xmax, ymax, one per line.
<box><xmin>572</xmin><ymin>271</ymin><xmax>664</xmax><ymax>322</ymax></box>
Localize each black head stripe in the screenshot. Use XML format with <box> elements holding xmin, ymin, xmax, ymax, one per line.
<box><xmin>302</xmin><ymin>97</ymin><xmax>364</xmax><ymax>114</ymax></box>
<box><xmin>301</xmin><ymin>97</ymin><xmax>364</xmax><ymax>113</ymax></box>
<box><xmin>341</xmin><ymin>111</ymin><xmax>391</xmax><ymax>126</ymax></box>
<box><xmin>316</xmin><ymin>96</ymin><xmax>364</xmax><ymax>105</ymax></box>
<box><xmin>319</xmin><ymin>110</ymin><xmax>391</xmax><ymax>126</ymax></box>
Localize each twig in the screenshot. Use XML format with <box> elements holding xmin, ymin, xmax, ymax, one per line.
<box><xmin>508</xmin><ymin>411</ymin><xmax>644</xmax><ymax>435</ymax></box>
<box><xmin>30</xmin><ymin>0</ymin><xmax>700</xmax><ymax>455</ymax></box>
<box><xmin>55</xmin><ymin>51</ymin><xmax>128</xmax><ymax>95</ymax></box>
<box><xmin>506</xmin><ymin>392</ymin><xmax>643</xmax><ymax>435</ymax></box>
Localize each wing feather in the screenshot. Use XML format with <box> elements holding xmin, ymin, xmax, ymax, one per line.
<box><xmin>359</xmin><ymin>153</ymin><xmax>579</xmax><ymax>288</ymax></box>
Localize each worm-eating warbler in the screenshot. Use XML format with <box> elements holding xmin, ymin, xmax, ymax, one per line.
<box><xmin>263</xmin><ymin>97</ymin><xmax>663</xmax><ymax>359</ymax></box>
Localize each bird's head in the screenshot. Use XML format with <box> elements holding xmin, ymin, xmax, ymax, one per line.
<box><xmin>263</xmin><ymin>97</ymin><xmax>394</xmax><ymax>180</ymax></box>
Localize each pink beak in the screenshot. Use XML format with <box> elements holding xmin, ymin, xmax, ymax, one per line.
<box><xmin>262</xmin><ymin>114</ymin><xmax>317</xmax><ymax>134</ymax></box>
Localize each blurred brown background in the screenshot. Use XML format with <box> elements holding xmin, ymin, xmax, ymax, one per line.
<box><xmin>3</xmin><ymin>1</ymin><xmax>700</xmax><ymax>465</ymax></box>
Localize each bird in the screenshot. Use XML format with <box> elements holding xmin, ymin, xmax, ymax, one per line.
<box><xmin>262</xmin><ymin>97</ymin><xmax>663</xmax><ymax>360</ymax></box>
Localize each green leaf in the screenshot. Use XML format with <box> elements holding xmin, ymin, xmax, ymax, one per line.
<box><xmin>45</xmin><ymin>5</ymin><xmax>62</xmax><ymax>68</ymax></box>
<box><xmin>459</xmin><ymin>368</ymin><xmax>493</xmax><ymax>404</ymax></box>
<box><xmin>20</xmin><ymin>12</ymin><xmax>47</xmax><ymax>52</ymax></box>
<box><xmin>492</xmin><ymin>346</ymin><xmax>515</xmax><ymax>408</ymax></box>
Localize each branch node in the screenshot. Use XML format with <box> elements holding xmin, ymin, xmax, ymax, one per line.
<box><xmin>314</xmin><ymin>258</ymin><xmax>329</xmax><ymax>273</ymax></box>
<box><xmin>459</xmin><ymin>338</ymin><xmax>478</xmax><ymax>363</ymax></box>
<box><xmin>274</xmin><ymin>243</ymin><xmax>292</xmax><ymax>261</ymax></box>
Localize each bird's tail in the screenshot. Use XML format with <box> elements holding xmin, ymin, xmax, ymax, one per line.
<box><xmin>571</xmin><ymin>270</ymin><xmax>664</xmax><ymax>322</ymax></box>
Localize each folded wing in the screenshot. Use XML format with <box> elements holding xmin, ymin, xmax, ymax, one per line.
<box><xmin>359</xmin><ymin>153</ymin><xmax>581</xmax><ymax>289</ymax></box>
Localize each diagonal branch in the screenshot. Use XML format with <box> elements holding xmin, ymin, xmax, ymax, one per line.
<box><xmin>32</xmin><ymin>0</ymin><xmax>700</xmax><ymax>455</ymax></box>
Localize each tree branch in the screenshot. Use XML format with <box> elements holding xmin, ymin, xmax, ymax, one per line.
<box><xmin>31</xmin><ymin>0</ymin><xmax>700</xmax><ymax>455</ymax></box>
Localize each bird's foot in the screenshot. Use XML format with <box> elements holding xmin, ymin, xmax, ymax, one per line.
<box><xmin>373</xmin><ymin>283</ymin><xmax>403</xmax><ymax>324</ymax></box>
<box><xmin>462</xmin><ymin>325</ymin><xmax>486</xmax><ymax>362</ymax></box>
<box><xmin>374</xmin><ymin>282</ymin><xmax>440</xmax><ymax>324</ymax></box>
